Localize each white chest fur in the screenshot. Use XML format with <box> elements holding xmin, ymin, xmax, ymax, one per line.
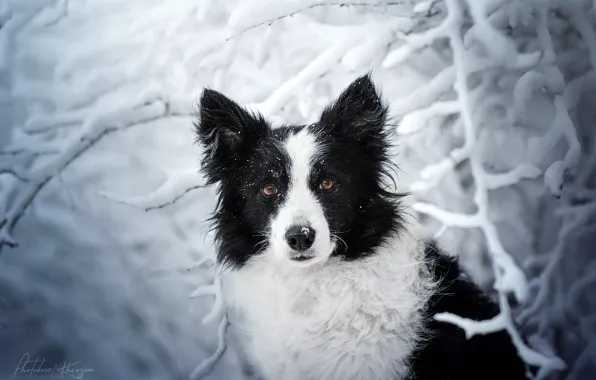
<box><xmin>222</xmin><ymin>233</ymin><xmax>434</xmax><ymax>380</ymax></box>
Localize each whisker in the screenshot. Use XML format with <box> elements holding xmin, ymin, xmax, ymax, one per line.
<box><xmin>253</xmin><ymin>244</ymin><xmax>266</xmax><ymax>256</ymax></box>
<box><xmin>254</xmin><ymin>239</ymin><xmax>268</xmax><ymax>249</ymax></box>
<box><xmin>331</xmin><ymin>232</ymin><xmax>348</xmax><ymax>252</ymax></box>
<box><xmin>252</xmin><ymin>229</ymin><xmax>268</xmax><ymax>239</ymax></box>
<box><xmin>332</xmin><ymin>228</ymin><xmax>352</xmax><ymax>235</ymax></box>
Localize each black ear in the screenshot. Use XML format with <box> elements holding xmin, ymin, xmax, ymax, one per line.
<box><xmin>194</xmin><ymin>88</ymin><xmax>269</xmax><ymax>184</ymax></box>
<box><xmin>319</xmin><ymin>74</ymin><xmax>388</xmax><ymax>138</ymax></box>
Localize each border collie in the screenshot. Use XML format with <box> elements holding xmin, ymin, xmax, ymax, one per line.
<box><xmin>194</xmin><ymin>75</ymin><xmax>528</xmax><ymax>380</ymax></box>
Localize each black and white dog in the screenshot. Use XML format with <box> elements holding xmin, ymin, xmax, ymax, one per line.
<box><xmin>194</xmin><ymin>75</ymin><xmax>528</xmax><ymax>380</ymax></box>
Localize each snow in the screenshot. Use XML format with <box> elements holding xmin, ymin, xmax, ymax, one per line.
<box><xmin>396</xmin><ymin>100</ymin><xmax>460</xmax><ymax>136</ymax></box>
<box><xmin>254</xmin><ymin>33</ymin><xmax>363</xmax><ymax>117</ymax></box>
<box><xmin>1</xmin><ymin>0</ymin><xmax>596</xmax><ymax>379</ymax></box>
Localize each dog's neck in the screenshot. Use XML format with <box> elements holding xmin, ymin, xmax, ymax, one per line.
<box><xmin>222</xmin><ymin>228</ymin><xmax>436</xmax><ymax>380</ymax></box>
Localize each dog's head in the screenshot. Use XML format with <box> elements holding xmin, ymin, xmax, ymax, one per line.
<box><xmin>194</xmin><ymin>75</ymin><xmax>405</xmax><ymax>269</ymax></box>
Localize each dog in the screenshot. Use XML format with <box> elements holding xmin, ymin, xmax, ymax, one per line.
<box><xmin>194</xmin><ymin>75</ymin><xmax>528</xmax><ymax>380</ymax></box>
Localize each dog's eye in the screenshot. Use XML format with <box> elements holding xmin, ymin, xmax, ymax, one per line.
<box><xmin>261</xmin><ymin>184</ymin><xmax>279</xmax><ymax>197</ymax></box>
<box><xmin>319</xmin><ymin>178</ymin><xmax>335</xmax><ymax>191</ymax></box>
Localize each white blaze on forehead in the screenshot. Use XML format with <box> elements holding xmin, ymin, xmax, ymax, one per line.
<box><xmin>267</xmin><ymin>127</ymin><xmax>334</xmax><ymax>264</ymax></box>
<box><xmin>285</xmin><ymin>128</ymin><xmax>318</xmax><ymax>187</ymax></box>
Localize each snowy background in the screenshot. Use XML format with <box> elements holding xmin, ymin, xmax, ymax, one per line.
<box><xmin>0</xmin><ymin>0</ymin><xmax>595</xmax><ymax>379</ymax></box>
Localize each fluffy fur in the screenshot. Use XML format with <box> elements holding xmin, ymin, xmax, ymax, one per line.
<box><xmin>194</xmin><ymin>75</ymin><xmax>528</xmax><ymax>380</ymax></box>
<box><xmin>224</xmin><ymin>228</ymin><xmax>431</xmax><ymax>380</ymax></box>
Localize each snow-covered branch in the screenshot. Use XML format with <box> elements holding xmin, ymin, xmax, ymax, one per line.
<box><xmin>190</xmin><ymin>312</ymin><xmax>229</xmax><ymax>380</ymax></box>
<box><xmin>0</xmin><ymin>92</ymin><xmax>174</xmax><ymax>254</ymax></box>
<box><xmin>391</xmin><ymin>65</ymin><xmax>455</xmax><ymax>116</ymax></box>
<box><xmin>99</xmin><ymin>169</ymin><xmax>207</xmax><ymax>211</ymax></box>
<box><xmin>382</xmin><ymin>1</ymin><xmax>454</xmax><ymax>68</ymax></box>
<box><xmin>412</xmin><ymin>0</ymin><xmax>568</xmax><ymax>375</ymax></box>
<box><xmin>412</xmin><ymin>202</ymin><xmax>480</xmax><ymax>227</ymax></box>
<box><xmin>484</xmin><ymin>164</ymin><xmax>542</xmax><ymax>189</ymax></box>
<box><xmin>0</xmin><ymin>164</ymin><xmax>29</xmax><ymax>182</ymax></box>
<box><xmin>396</xmin><ymin>100</ymin><xmax>460</xmax><ymax>136</ymax></box>
<box><xmin>519</xmin><ymin>202</ymin><xmax>596</xmax><ymax>326</ymax></box>
<box><xmin>434</xmin><ymin>312</ymin><xmax>507</xmax><ymax>339</ymax></box>
<box><xmin>189</xmin><ymin>273</ymin><xmax>228</xmax><ymax>380</ymax></box>
<box><xmin>254</xmin><ymin>34</ymin><xmax>362</xmax><ymax>117</ymax></box>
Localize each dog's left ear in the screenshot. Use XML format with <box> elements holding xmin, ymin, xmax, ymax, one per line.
<box><xmin>319</xmin><ymin>74</ymin><xmax>388</xmax><ymax>139</ymax></box>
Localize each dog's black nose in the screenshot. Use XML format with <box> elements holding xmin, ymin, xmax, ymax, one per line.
<box><xmin>285</xmin><ymin>226</ymin><xmax>316</xmax><ymax>251</ymax></box>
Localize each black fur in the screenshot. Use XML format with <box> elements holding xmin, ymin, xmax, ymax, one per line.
<box><xmin>408</xmin><ymin>241</ymin><xmax>528</xmax><ymax>380</ymax></box>
<box><xmin>194</xmin><ymin>74</ymin><xmax>406</xmax><ymax>268</ymax></box>
<box><xmin>194</xmin><ymin>75</ymin><xmax>529</xmax><ymax>379</ymax></box>
<box><xmin>313</xmin><ymin>75</ymin><xmax>407</xmax><ymax>260</ymax></box>
<box><xmin>194</xmin><ymin>88</ymin><xmax>270</xmax><ymax>186</ymax></box>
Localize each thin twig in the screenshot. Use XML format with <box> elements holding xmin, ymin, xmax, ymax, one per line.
<box><xmin>145</xmin><ymin>185</ymin><xmax>207</xmax><ymax>211</ymax></box>
<box><xmin>226</xmin><ymin>1</ymin><xmax>439</xmax><ymax>41</ymax></box>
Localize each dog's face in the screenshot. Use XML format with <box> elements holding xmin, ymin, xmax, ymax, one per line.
<box><xmin>195</xmin><ymin>75</ymin><xmax>404</xmax><ymax>269</ymax></box>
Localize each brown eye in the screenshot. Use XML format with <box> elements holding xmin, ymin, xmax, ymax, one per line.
<box><xmin>261</xmin><ymin>184</ymin><xmax>278</xmax><ymax>197</ymax></box>
<box><xmin>319</xmin><ymin>178</ymin><xmax>335</xmax><ymax>191</ymax></box>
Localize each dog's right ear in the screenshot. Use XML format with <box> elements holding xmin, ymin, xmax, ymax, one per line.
<box><xmin>194</xmin><ymin>88</ymin><xmax>269</xmax><ymax>184</ymax></box>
